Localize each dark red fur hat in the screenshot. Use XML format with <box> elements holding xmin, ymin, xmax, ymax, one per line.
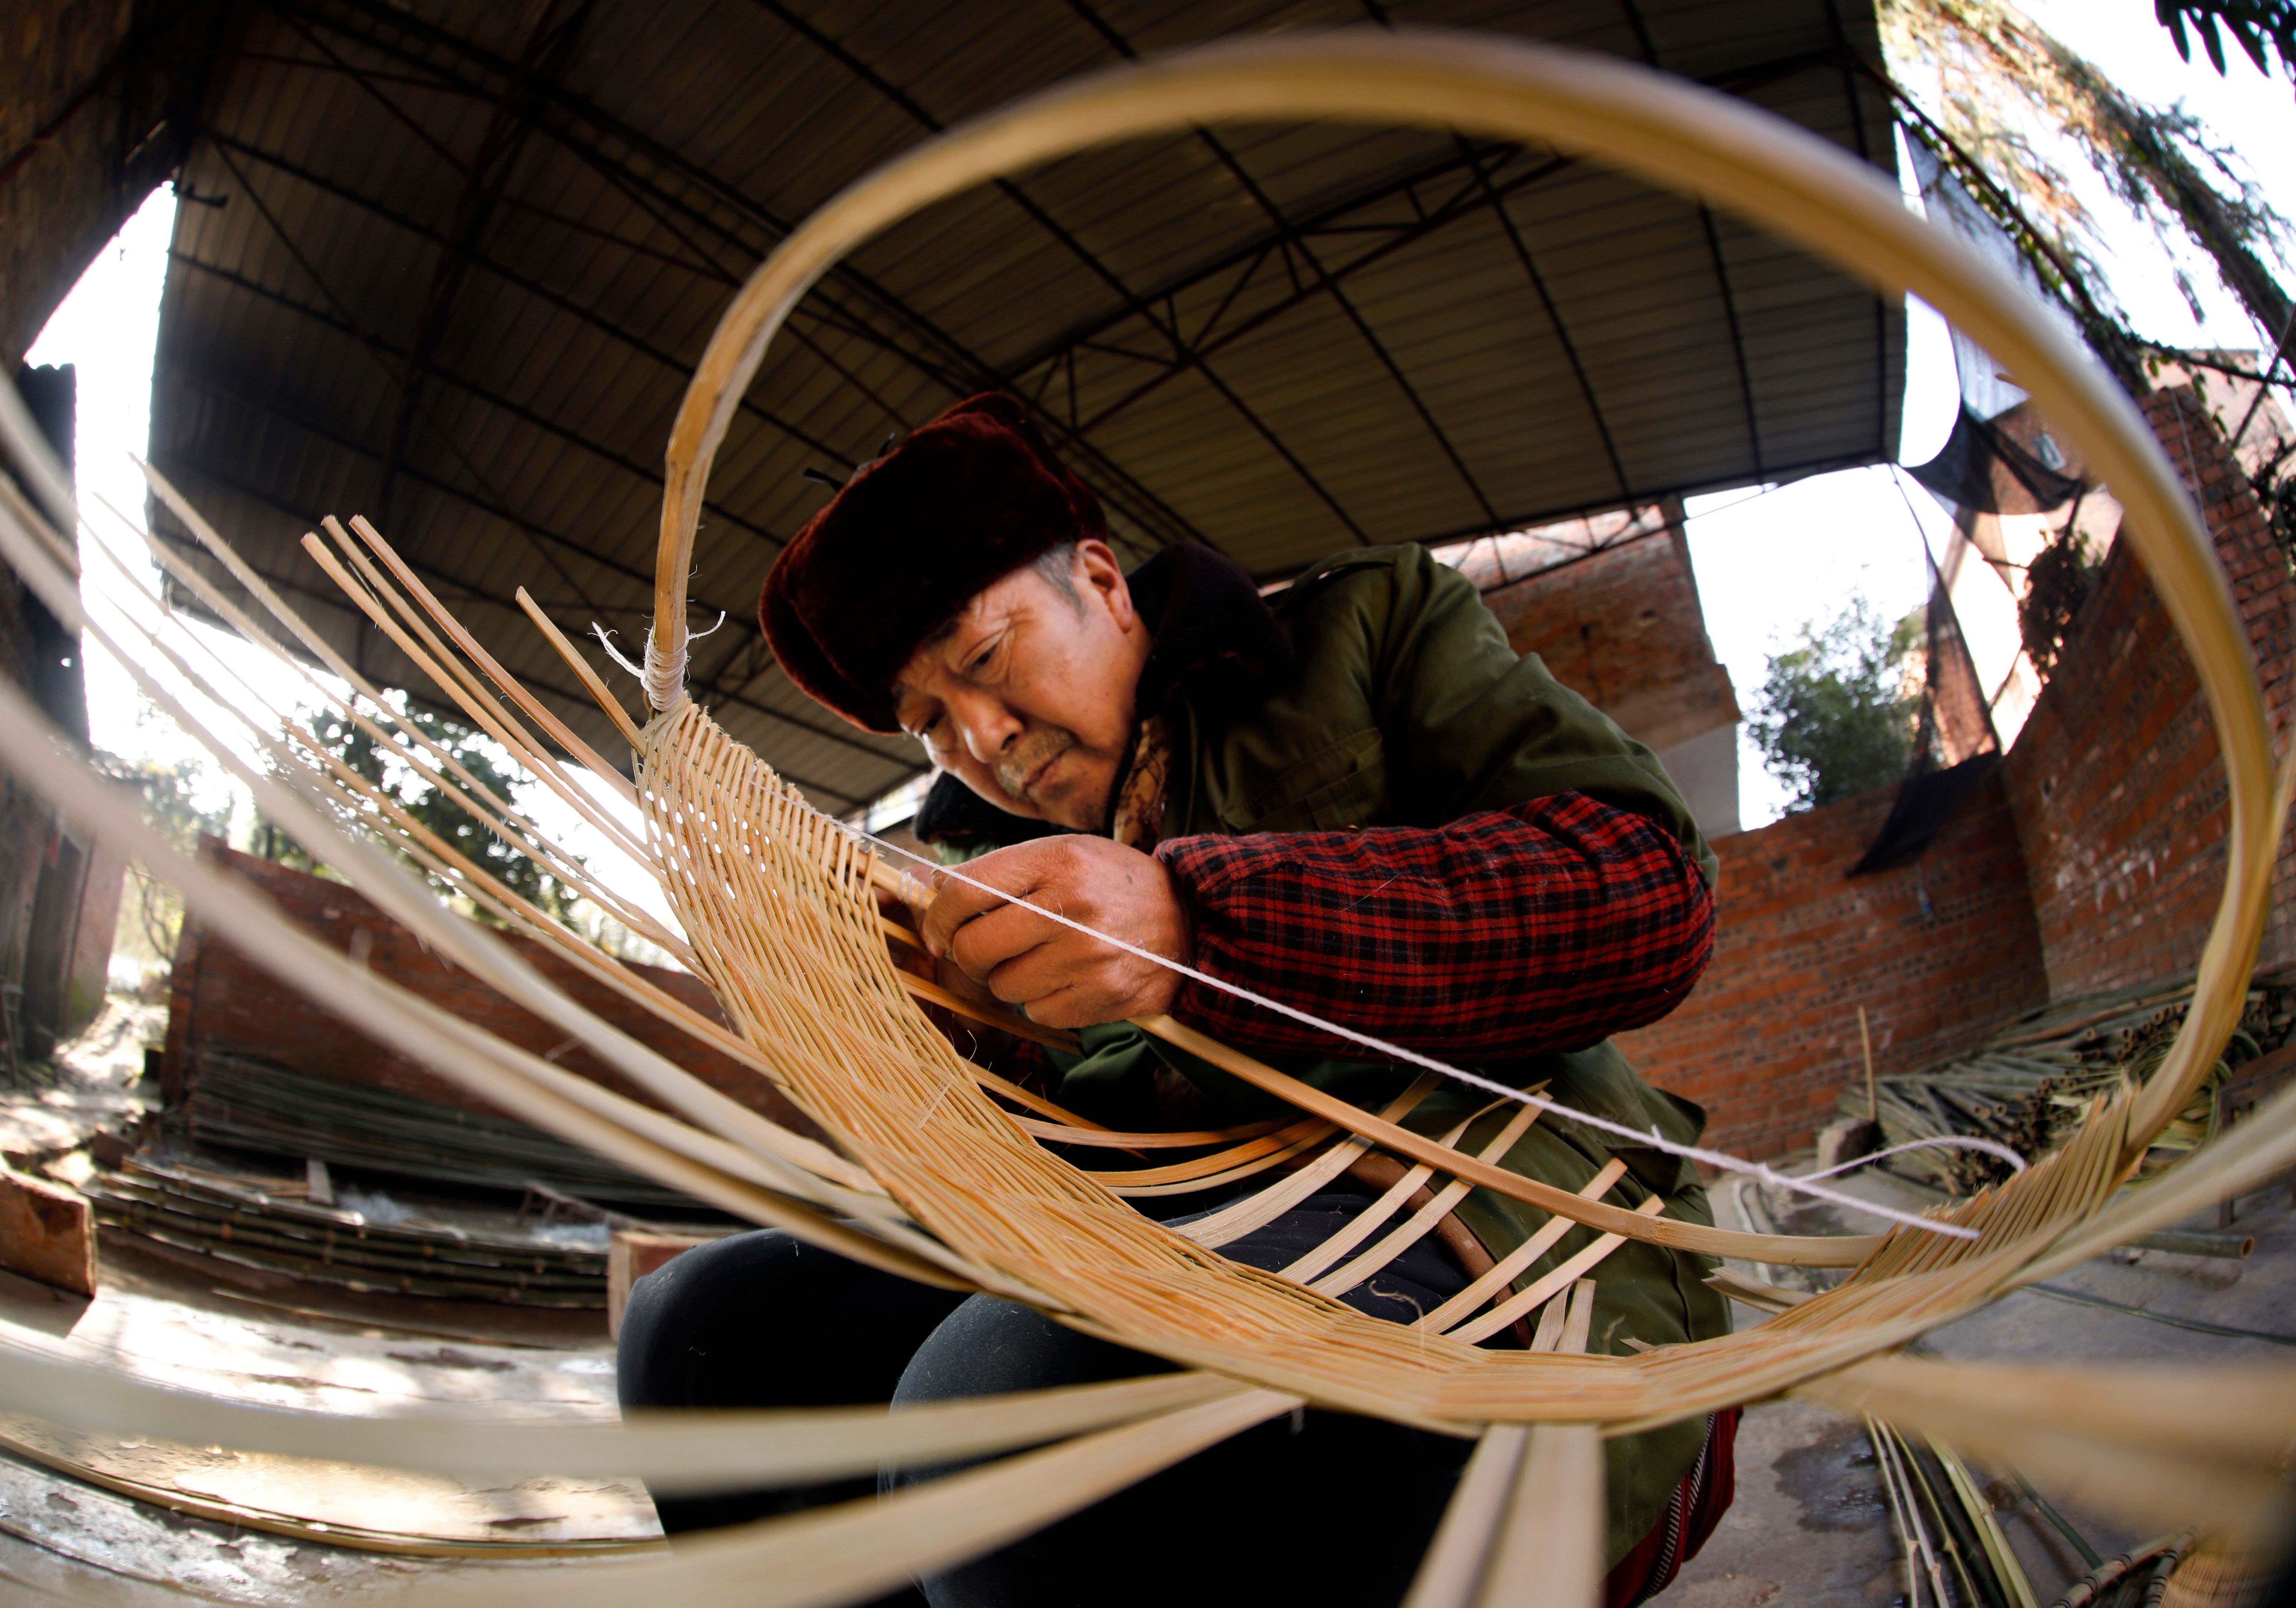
<box><xmin>758</xmin><ymin>393</ymin><xmax>1107</xmax><ymax>733</ymax></box>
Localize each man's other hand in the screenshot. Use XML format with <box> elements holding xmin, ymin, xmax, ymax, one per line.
<box><xmin>918</xmin><ymin>837</ymin><xmax>1191</xmax><ymax>1029</ymax></box>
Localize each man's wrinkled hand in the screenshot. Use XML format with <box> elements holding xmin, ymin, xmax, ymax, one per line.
<box><xmin>918</xmin><ymin>837</ymin><xmax>1191</xmax><ymax>1029</ymax></box>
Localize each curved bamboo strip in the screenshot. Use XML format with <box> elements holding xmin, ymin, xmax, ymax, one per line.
<box><xmin>646</xmin><ymin>29</ymin><xmax>2270</xmax><ymax>1176</ymax></box>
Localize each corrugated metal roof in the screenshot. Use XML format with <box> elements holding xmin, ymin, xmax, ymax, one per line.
<box><xmin>149</xmin><ymin>0</ymin><xmax>1903</xmax><ymax>812</ymax></box>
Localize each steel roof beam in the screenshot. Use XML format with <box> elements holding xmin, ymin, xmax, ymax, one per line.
<box><xmin>1818</xmin><ymin>0</ymin><xmax>1896</xmax><ymax>464</ymax></box>
<box><xmin>199</xmin><ymin>133</ymin><xmax>857</xmax><ymax>481</ymax></box>
<box><xmin>736</xmin><ymin>0</ymin><xmax>1349</xmax><ymax>548</ymax></box>
<box><xmin>169</xmin><ymin>253</ymin><xmax>791</xmax><ymax>563</ymax></box>
<box><xmin>372</xmin><ymin>2</ymin><xmax>592</xmax><ymax>531</ymax></box>
<box><xmin>1065</xmin><ymin>0</ymin><xmax>1501</xmax><ymax>530</ymax></box>
<box><xmin>1459</xmin><ymin>136</ymin><xmax>1632</xmax><ymax>501</ymax></box>
<box><xmin>1337</xmin><ymin>2</ymin><xmax>1631</xmax><ymax>504</ymax></box>
<box><xmin>264</xmin><ymin>0</ymin><xmax>1218</xmax><ymax>556</ymax></box>
<box><xmin>1618</xmin><ymin>0</ymin><xmax>1764</xmax><ymax>477</ymax></box>
<box><xmin>1068</xmin><ymin>152</ymin><xmax>1573</xmax><ymax>441</ymax></box>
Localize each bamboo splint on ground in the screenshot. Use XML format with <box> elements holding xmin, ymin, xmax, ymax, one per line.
<box><xmin>1</xmin><ymin>25</ymin><xmax>2295</xmax><ymax>1604</ymax></box>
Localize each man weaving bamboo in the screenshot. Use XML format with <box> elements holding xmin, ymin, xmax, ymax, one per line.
<box><xmin>619</xmin><ymin>393</ymin><xmax>1737</xmax><ymax>1607</ymax></box>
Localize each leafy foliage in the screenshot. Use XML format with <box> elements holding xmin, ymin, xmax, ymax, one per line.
<box><xmin>260</xmin><ymin>701</ymin><xmax>578</xmax><ymax>924</ymax></box>
<box><xmin>1883</xmin><ymin>0</ymin><xmax>2291</xmax><ymax>349</ymax></box>
<box><xmin>2155</xmin><ymin>1</ymin><xmax>2296</xmax><ymax>80</ymax></box>
<box><xmin>2018</xmin><ymin>518</ymin><xmax>2097</xmax><ymax>673</ymax></box>
<box><xmin>1748</xmin><ymin>600</ymin><xmax>1925</xmax><ymax>812</ymax></box>
<box><xmin>98</xmin><ymin>749</ymin><xmax>230</xmax><ymax>969</ymax></box>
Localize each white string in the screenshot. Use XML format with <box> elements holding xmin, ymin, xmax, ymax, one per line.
<box><xmin>1801</xmin><ymin>1134</ymin><xmax>2028</xmax><ymax>1184</ymax></box>
<box><xmin>590</xmin><ymin>622</ymin><xmax>645</xmax><ymax>678</ymax></box>
<box><xmin>818</xmin><ymin>808</ymin><xmax>1996</xmax><ymax>1242</ymax></box>
<box><xmin>596</xmin><ymin>615</ymin><xmax>718</xmax><ymax>712</ymax></box>
<box><xmin>643</xmin><ymin>623</ymin><xmax>688</xmax><ymax>713</ymax></box>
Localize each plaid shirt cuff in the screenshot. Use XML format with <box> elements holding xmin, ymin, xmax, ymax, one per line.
<box><xmin>1155</xmin><ymin>793</ymin><xmax>1713</xmax><ymax>1061</ymax></box>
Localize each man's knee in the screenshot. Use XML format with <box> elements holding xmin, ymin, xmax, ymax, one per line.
<box><xmin>893</xmin><ymin>1293</ymin><xmax>1171</xmax><ymax>1410</ymax></box>
<box><xmin>617</xmin><ymin>1229</ymin><xmax>794</xmax><ymax>1410</ymax></box>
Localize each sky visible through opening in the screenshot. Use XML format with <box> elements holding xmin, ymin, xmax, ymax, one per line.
<box><xmin>22</xmin><ymin>0</ymin><xmax>2295</xmax><ymax>938</ymax></box>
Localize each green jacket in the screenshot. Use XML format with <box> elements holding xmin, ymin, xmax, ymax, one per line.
<box><xmin>920</xmin><ymin>542</ymin><xmax>1731</xmax><ymax>1565</ymax></box>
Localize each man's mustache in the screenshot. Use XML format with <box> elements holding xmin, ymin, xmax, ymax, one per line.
<box><xmin>995</xmin><ymin>726</ymin><xmax>1078</xmax><ymax>802</ymax></box>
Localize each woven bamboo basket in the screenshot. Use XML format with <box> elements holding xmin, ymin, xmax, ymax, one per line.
<box><xmin>1</xmin><ymin>28</ymin><xmax>2293</xmax><ymax>1607</ymax></box>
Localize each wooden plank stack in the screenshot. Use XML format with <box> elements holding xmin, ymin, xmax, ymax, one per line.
<box><xmin>84</xmin><ymin>1157</ymin><xmax>609</xmax><ymax>1309</ymax></box>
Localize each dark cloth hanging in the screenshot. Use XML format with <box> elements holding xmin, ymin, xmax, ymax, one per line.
<box><xmin>1906</xmin><ymin>405</ymin><xmax>2084</xmax><ymax>519</ymax></box>
<box><xmin>1849</xmin><ymin>553</ymin><xmax>2003</xmax><ymax>877</ymax></box>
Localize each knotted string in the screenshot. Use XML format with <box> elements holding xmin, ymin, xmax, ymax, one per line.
<box><xmin>596</xmin><ymin>613</ymin><xmax>723</xmax><ymax>713</ymax></box>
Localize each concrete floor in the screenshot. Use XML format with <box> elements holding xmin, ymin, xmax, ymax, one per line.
<box><xmin>1649</xmin><ymin>1168</ymin><xmax>2296</xmax><ymax>1607</ymax></box>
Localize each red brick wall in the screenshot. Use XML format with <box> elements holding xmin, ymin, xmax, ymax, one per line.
<box><xmin>1484</xmin><ymin>528</ymin><xmax>1712</xmax><ymax>702</ymax></box>
<box><xmin>1619</xmin><ymin>383</ymin><xmax>2295</xmax><ymax>1160</ymax></box>
<box><xmin>1481</xmin><ymin>525</ymin><xmax>1736</xmax><ymax>750</ymax></box>
<box><xmin>1616</xmin><ymin>769</ymin><xmax>2050</xmax><ymax>1160</ymax></box>
<box><xmin>1999</xmin><ymin>386</ymin><xmax>2296</xmax><ymax>995</ymax></box>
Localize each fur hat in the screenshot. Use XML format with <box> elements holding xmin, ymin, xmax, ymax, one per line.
<box><xmin>757</xmin><ymin>393</ymin><xmax>1107</xmax><ymax>732</ymax></box>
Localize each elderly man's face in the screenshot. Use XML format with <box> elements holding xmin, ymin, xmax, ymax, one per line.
<box><xmin>891</xmin><ymin>539</ymin><xmax>1152</xmax><ymax>832</ymax></box>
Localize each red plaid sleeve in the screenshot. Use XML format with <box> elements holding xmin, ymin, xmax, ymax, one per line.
<box><xmin>1154</xmin><ymin>793</ymin><xmax>1713</xmax><ymax>1061</ymax></box>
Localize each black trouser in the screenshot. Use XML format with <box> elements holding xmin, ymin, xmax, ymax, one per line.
<box><xmin>617</xmin><ymin>1192</ymin><xmax>1481</xmax><ymax>1608</ymax></box>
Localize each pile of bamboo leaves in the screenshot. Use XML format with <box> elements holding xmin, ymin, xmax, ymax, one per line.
<box><xmin>1841</xmin><ymin>972</ymin><xmax>2296</xmax><ymax>1194</ymax></box>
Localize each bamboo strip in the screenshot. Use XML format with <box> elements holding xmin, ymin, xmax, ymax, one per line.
<box><xmin>301</xmin><ymin>527</ymin><xmax>652</xmax><ymax>871</ymax></box>
<box><xmin>514</xmin><ymin>584</ymin><xmax>648</xmax><ymax>748</ymax></box>
<box><xmin>1081</xmin><ymin>1117</ymin><xmax>1334</xmax><ymax>1187</ymax></box>
<box><xmin>0</xmin><ymin>1336</ymin><xmax>1241</xmax><ymax>1491</ymax></box>
<box><xmin>94</xmin><ymin>486</ymin><xmax>673</xmax><ymax>952</ymax></box>
<box><xmin>0</xmin><ymin>669</ymin><xmax>997</xmax><ymax>1299</ymax></box>
<box><xmin>1476</xmin><ymin>1284</ymin><xmax>1603</xmax><ymax>1608</ymax></box>
<box><xmin>1797</xmin><ymin>1357</ymin><xmax>2296</xmax><ymax>1543</ymax></box>
<box><xmin>109</xmin><ymin>567</ymin><xmax>743</xmax><ymax>1108</ymax></box>
<box><xmin>1176</xmin><ymin>1075</ymin><xmax>1444</xmax><ymax>1250</ymax></box>
<box><xmin>396</xmin><ymin>1388</ymin><xmax>1301</xmax><ymax>1608</ymax></box>
<box><xmin>1142</xmin><ymin>1014</ymin><xmax>1876</xmax><ymax>1267</ymax></box>
<box><xmin>1015</xmin><ymin>1116</ymin><xmax>1291</xmax><ymax>1149</ymax></box>
<box><xmin>1448</xmin><ymin>1207</ymin><xmax>1662</xmax><ymax>1347</ymax></box>
<box><xmin>1418</xmin><ymin>1160</ymin><xmax>1631</xmax><ymax>1331</ymax></box>
<box><xmin>1279</xmin><ymin>1104</ymin><xmax>1493</xmax><ymax>1284</ymax></box>
<box><xmin>347</xmin><ymin>515</ymin><xmax>640</xmax><ymax>806</ymax></box>
<box><xmin>1399</xmin><ymin>1426</ymin><xmax>1530</xmax><ymax>1608</ymax></box>
<box><xmin>1312</xmin><ymin>1101</ymin><xmax>1544</xmax><ymax>1296</ymax></box>
<box><xmin>1098</xmin><ymin>1132</ymin><xmax>1341</xmax><ymax>1198</ymax></box>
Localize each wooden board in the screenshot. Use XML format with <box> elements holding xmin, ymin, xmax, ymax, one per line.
<box><xmin>0</xmin><ymin>1440</ymin><xmax>578</xmax><ymax>1601</ymax></box>
<box><xmin>0</xmin><ymin>1167</ymin><xmax>94</xmax><ymax>1297</ymax></box>
<box><xmin>606</xmin><ymin>1230</ymin><xmax>716</xmax><ymax>1340</ymax></box>
<box><xmin>0</xmin><ymin>1265</ymin><xmax>657</xmax><ymax>1556</ymax></box>
<box><xmin>0</xmin><ymin>1413</ymin><xmax>658</xmax><ymax>1556</ymax></box>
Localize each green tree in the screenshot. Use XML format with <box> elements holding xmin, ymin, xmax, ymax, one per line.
<box><xmin>259</xmin><ymin>701</ymin><xmax>578</xmax><ymax>924</ymax></box>
<box><xmin>97</xmin><ymin>747</ymin><xmax>230</xmax><ymax>971</ymax></box>
<box><xmin>2154</xmin><ymin>2</ymin><xmax>2296</xmax><ymax>82</ymax></box>
<box><xmin>1884</xmin><ymin>0</ymin><xmax>2291</xmax><ymax>364</ymax></box>
<box><xmin>1748</xmin><ymin>600</ymin><xmax>1925</xmax><ymax>811</ymax></box>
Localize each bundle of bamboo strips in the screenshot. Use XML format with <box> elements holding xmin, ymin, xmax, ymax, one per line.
<box><xmin>1847</xmin><ymin>976</ymin><xmax>2296</xmax><ymax>1194</ymax></box>
<box><xmin>0</xmin><ymin>28</ymin><xmax>2293</xmax><ymax>1605</ymax></box>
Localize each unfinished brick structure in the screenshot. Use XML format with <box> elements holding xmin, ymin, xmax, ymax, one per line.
<box><xmin>1615</xmin><ymin>383</ymin><xmax>2296</xmax><ymax>1159</ymax></box>
<box><xmin>1478</xmin><ymin>507</ymin><xmax>1743</xmax><ymax>840</ymax></box>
